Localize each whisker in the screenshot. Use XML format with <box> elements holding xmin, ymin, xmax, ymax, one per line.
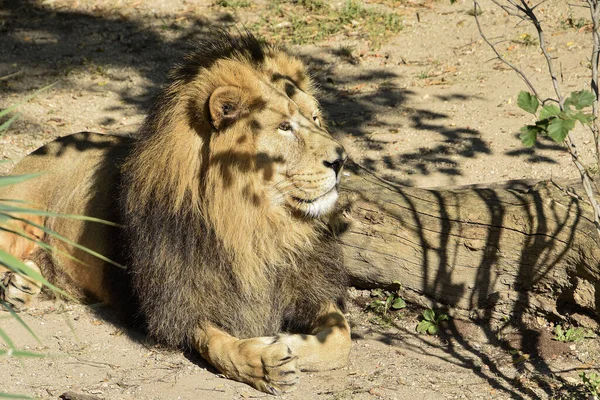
<box><xmin>270</xmin><ymin>179</ymin><xmax>311</xmax><ymax>202</ymax></box>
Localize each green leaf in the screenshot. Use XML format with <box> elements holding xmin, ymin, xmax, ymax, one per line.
<box><xmin>391</xmin><ymin>298</ymin><xmax>406</xmax><ymax>310</ymax></box>
<box><xmin>547</xmin><ymin>117</ymin><xmax>576</xmax><ymax>143</ymax></box>
<box><xmin>534</xmin><ymin>118</ymin><xmax>550</xmax><ymax>130</ymax></box>
<box><xmin>566</xmin><ymin>90</ymin><xmax>595</xmax><ymax>110</ymax></box>
<box><xmin>416</xmin><ymin>320</ymin><xmax>433</xmax><ymax>333</ymax></box>
<box><xmin>519</xmin><ymin>125</ymin><xmax>539</xmax><ymax>147</ymax></box>
<box><xmin>555</xmin><ymin>325</ymin><xmax>563</xmax><ymax>335</ymax></box>
<box><xmin>571</xmin><ymin>111</ymin><xmax>594</xmax><ymax>125</ymax></box>
<box><xmin>385</xmin><ymin>295</ymin><xmax>393</xmax><ymax>310</ymax></box>
<box><xmin>369</xmin><ymin>300</ymin><xmax>385</xmax><ymax>307</ymax></box>
<box><xmin>437</xmin><ymin>313</ymin><xmax>450</xmax><ymax>322</ymax></box>
<box><xmin>423</xmin><ymin>308</ymin><xmax>435</xmax><ymax>322</ymax></box>
<box><xmin>427</xmin><ymin>325</ymin><xmax>439</xmax><ymax>335</ymax></box>
<box><xmin>538</xmin><ymin>104</ymin><xmax>561</xmax><ymax>120</ymax></box>
<box><xmin>517</xmin><ymin>91</ymin><xmax>539</xmax><ymax>114</ymax></box>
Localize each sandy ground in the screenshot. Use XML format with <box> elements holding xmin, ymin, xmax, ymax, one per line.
<box><xmin>1</xmin><ymin>0</ymin><xmax>599</xmax><ymax>399</ymax></box>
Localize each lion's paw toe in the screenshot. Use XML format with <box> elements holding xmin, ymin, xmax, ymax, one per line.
<box><xmin>1</xmin><ymin>260</ymin><xmax>42</xmax><ymax>311</ymax></box>
<box><xmin>260</xmin><ymin>342</ymin><xmax>299</xmax><ymax>394</ymax></box>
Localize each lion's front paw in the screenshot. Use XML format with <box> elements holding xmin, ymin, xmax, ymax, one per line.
<box><xmin>235</xmin><ymin>337</ymin><xmax>299</xmax><ymax>395</ymax></box>
<box><xmin>1</xmin><ymin>260</ymin><xmax>42</xmax><ymax>311</ymax></box>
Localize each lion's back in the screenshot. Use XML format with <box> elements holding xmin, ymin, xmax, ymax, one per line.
<box><xmin>1</xmin><ymin>132</ymin><xmax>135</xmax><ymax>305</ymax></box>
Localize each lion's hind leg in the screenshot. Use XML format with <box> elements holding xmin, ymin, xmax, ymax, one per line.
<box><xmin>1</xmin><ymin>260</ymin><xmax>43</xmax><ymax>311</ymax></box>
<box><xmin>0</xmin><ymin>216</ymin><xmax>45</xmax><ymax>311</ymax></box>
<box><xmin>194</xmin><ymin>325</ymin><xmax>300</xmax><ymax>395</ymax></box>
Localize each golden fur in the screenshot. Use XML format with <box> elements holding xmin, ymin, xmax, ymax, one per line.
<box><xmin>121</xmin><ymin>32</ymin><xmax>348</xmax><ymax>346</ymax></box>
<box><xmin>0</xmin><ymin>32</ymin><xmax>350</xmax><ymax>394</ymax></box>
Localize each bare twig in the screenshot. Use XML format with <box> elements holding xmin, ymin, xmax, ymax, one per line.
<box><xmin>0</xmin><ymin>71</ymin><xmax>23</xmax><ymax>81</ymax></box>
<box><xmin>517</xmin><ymin>0</ymin><xmax>565</xmax><ymax>106</ymax></box>
<box><xmin>550</xmin><ymin>179</ymin><xmax>587</xmax><ymax>202</ymax></box>
<box><xmin>60</xmin><ymin>392</ymin><xmax>103</xmax><ymax>400</ymax></box>
<box><xmin>586</xmin><ymin>0</ymin><xmax>600</xmax><ymax>166</ymax></box>
<box><xmin>473</xmin><ymin>1</ymin><xmax>541</xmax><ymax>99</ymax></box>
<box><xmin>565</xmin><ymin>135</ymin><xmax>600</xmax><ymax>234</ymax></box>
<box><xmin>475</xmin><ymin>0</ymin><xmax>600</xmax><ymax>239</ymax></box>
<box><xmin>528</xmin><ymin>0</ymin><xmax>600</xmax><ymax>236</ymax></box>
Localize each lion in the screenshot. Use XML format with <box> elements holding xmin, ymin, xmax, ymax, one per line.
<box><xmin>0</xmin><ymin>32</ymin><xmax>350</xmax><ymax>394</ymax></box>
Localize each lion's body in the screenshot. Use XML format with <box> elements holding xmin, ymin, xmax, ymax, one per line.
<box><xmin>0</xmin><ymin>32</ymin><xmax>351</xmax><ymax>395</ymax></box>
<box><xmin>0</xmin><ymin>133</ymin><xmax>134</xmax><ymax>305</ymax></box>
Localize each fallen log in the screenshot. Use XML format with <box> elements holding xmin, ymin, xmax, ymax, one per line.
<box><xmin>339</xmin><ymin>163</ymin><xmax>600</xmax><ymax>328</ymax></box>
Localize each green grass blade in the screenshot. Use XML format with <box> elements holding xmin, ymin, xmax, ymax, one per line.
<box><xmin>35</xmin><ymin>240</ymin><xmax>91</xmax><ymax>269</ymax></box>
<box><xmin>0</xmin><ymin>348</ymin><xmax>46</xmax><ymax>357</ymax></box>
<box><xmin>0</xmin><ymin>205</ymin><xmax>122</xmax><ymax>227</ymax></box>
<box><xmin>61</xmin><ymin>312</ymin><xmax>78</xmax><ymax>342</ymax></box>
<box><xmin>0</xmin><ymin>301</ymin><xmax>42</xmax><ymax>345</ymax></box>
<box><xmin>0</xmin><ymin>82</ymin><xmax>57</xmax><ymax>120</ymax></box>
<box><xmin>0</xmin><ymin>302</ymin><xmax>28</xmax><ymax>368</ymax></box>
<box><xmin>44</xmin><ymin>229</ymin><xmax>126</xmax><ymax>269</ymax></box>
<box><xmin>0</xmin><ymin>249</ymin><xmax>70</xmax><ymax>297</ymax></box>
<box><xmin>0</xmin><ymin>225</ymin><xmax>93</xmax><ymax>270</ymax></box>
<box><xmin>0</xmin><ymin>392</ymin><xmax>34</xmax><ymax>399</ymax></box>
<box><xmin>0</xmin><ymin>71</ymin><xmax>23</xmax><ymax>81</ymax></box>
<box><xmin>0</xmin><ymin>113</ymin><xmax>21</xmax><ymax>134</ymax></box>
<box><xmin>0</xmin><ymin>199</ymin><xmax>30</xmax><ymax>204</ymax></box>
<box><xmin>0</xmin><ymin>174</ymin><xmax>43</xmax><ymax>188</ymax></box>
<box><xmin>5</xmin><ymin>216</ymin><xmax>125</xmax><ymax>269</ymax></box>
<box><xmin>0</xmin><ymin>327</ymin><xmax>16</xmax><ymax>348</ymax></box>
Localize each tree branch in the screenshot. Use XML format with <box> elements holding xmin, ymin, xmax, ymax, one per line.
<box><xmin>518</xmin><ymin>0</ymin><xmax>564</xmax><ymax>106</ymax></box>
<box><xmin>473</xmin><ymin>1</ymin><xmax>541</xmax><ymax>99</ymax></box>
<box><xmin>586</xmin><ymin>0</ymin><xmax>600</xmax><ymax>167</ymax></box>
<box><xmin>476</xmin><ymin>0</ymin><xmax>600</xmax><ymax>240</ymax></box>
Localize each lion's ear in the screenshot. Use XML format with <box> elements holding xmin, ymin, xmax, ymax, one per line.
<box><xmin>208</xmin><ymin>86</ymin><xmax>247</xmax><ymax>131</ymax></box>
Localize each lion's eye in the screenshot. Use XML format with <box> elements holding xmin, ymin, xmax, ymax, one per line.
<box><xmin>312</xmin><ymin>112</ymin><xmax>321</xmax><ymax>127</ymax></box>
<box><xmin>278</xmin><ymin>121</ymin><xmax>292</xmax><ymax>131</ymax></box>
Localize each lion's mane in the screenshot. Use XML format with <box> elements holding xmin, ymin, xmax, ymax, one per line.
<box><xmin>119</xmin><ymin>32</ymin><xmax>347</xmax><ymax>347</ymax></box>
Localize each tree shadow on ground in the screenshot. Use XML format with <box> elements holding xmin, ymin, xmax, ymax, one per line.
<box><xmin>1</xmin><ymin>0</ymin><xmax>492</xmax><ymax>180</ymax></box>
<box><xmin>1</xmin><ymin>0</ymin><xmax>211</xmax><ymax>109</ymax></box>
<box><xmin>343</xmin><ymin>166</ymin><xmax>599</xmax><ymax>399</ymax></box>
<box><xmin>300</xmin><ymin>51</ymin><xmax>491</xmax><ymax>182</ymax></box>
<box><xmin>3</xmin><ymin>3</ymin><xmax>592</xmax><ymax>398</ymax></box>
<box><xmin>505</xmin><ymin>133</ymin><xmax>565</xmax><ymax>164</ymax></box>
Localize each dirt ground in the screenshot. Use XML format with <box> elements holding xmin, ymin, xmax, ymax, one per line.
<box><xmin>1</xmin><ymin>0</ymin><xmax>599</xmax><ymax>399</ymax></box>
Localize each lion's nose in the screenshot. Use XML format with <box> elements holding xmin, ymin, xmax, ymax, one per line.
<box><xmin>323</xmin><ymin>155</ymin><xmax>346</xmax><ymax>177</ymax></box>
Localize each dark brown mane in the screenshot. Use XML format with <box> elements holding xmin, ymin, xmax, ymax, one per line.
<box><xmin>118</xmin><ymin>32</ymin><xmax>347</xmax><ymax>348</ymax></box>
<box><xmin>173</xmin><ymin>30</ymin><xmax>267</xmax><ymax>84</ymax></box>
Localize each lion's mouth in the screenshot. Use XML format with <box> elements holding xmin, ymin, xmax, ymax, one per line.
<box><xmin>292</xmin><ymin>195</ymin><xmax>319</xmax><ymax>204</ymax></box>
<box><xmin>290</xmin><ymin>186</ymin><xmax>338</xmax><ymax>217</ymax></box>
<box><xmin>292</xmin><ymin>186</ymin><xmax>336</xmax><ymax>204</ymax></box>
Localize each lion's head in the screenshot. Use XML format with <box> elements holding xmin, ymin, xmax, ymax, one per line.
<box><xmin>120</xmin><ymin>32</ymin><xmax>347</xmax><ymax>345</ymax></box>
<box><xmin>123</xmin><ymin>32</ymin><xmax>346</xmax><ymax>266</ymax></box>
